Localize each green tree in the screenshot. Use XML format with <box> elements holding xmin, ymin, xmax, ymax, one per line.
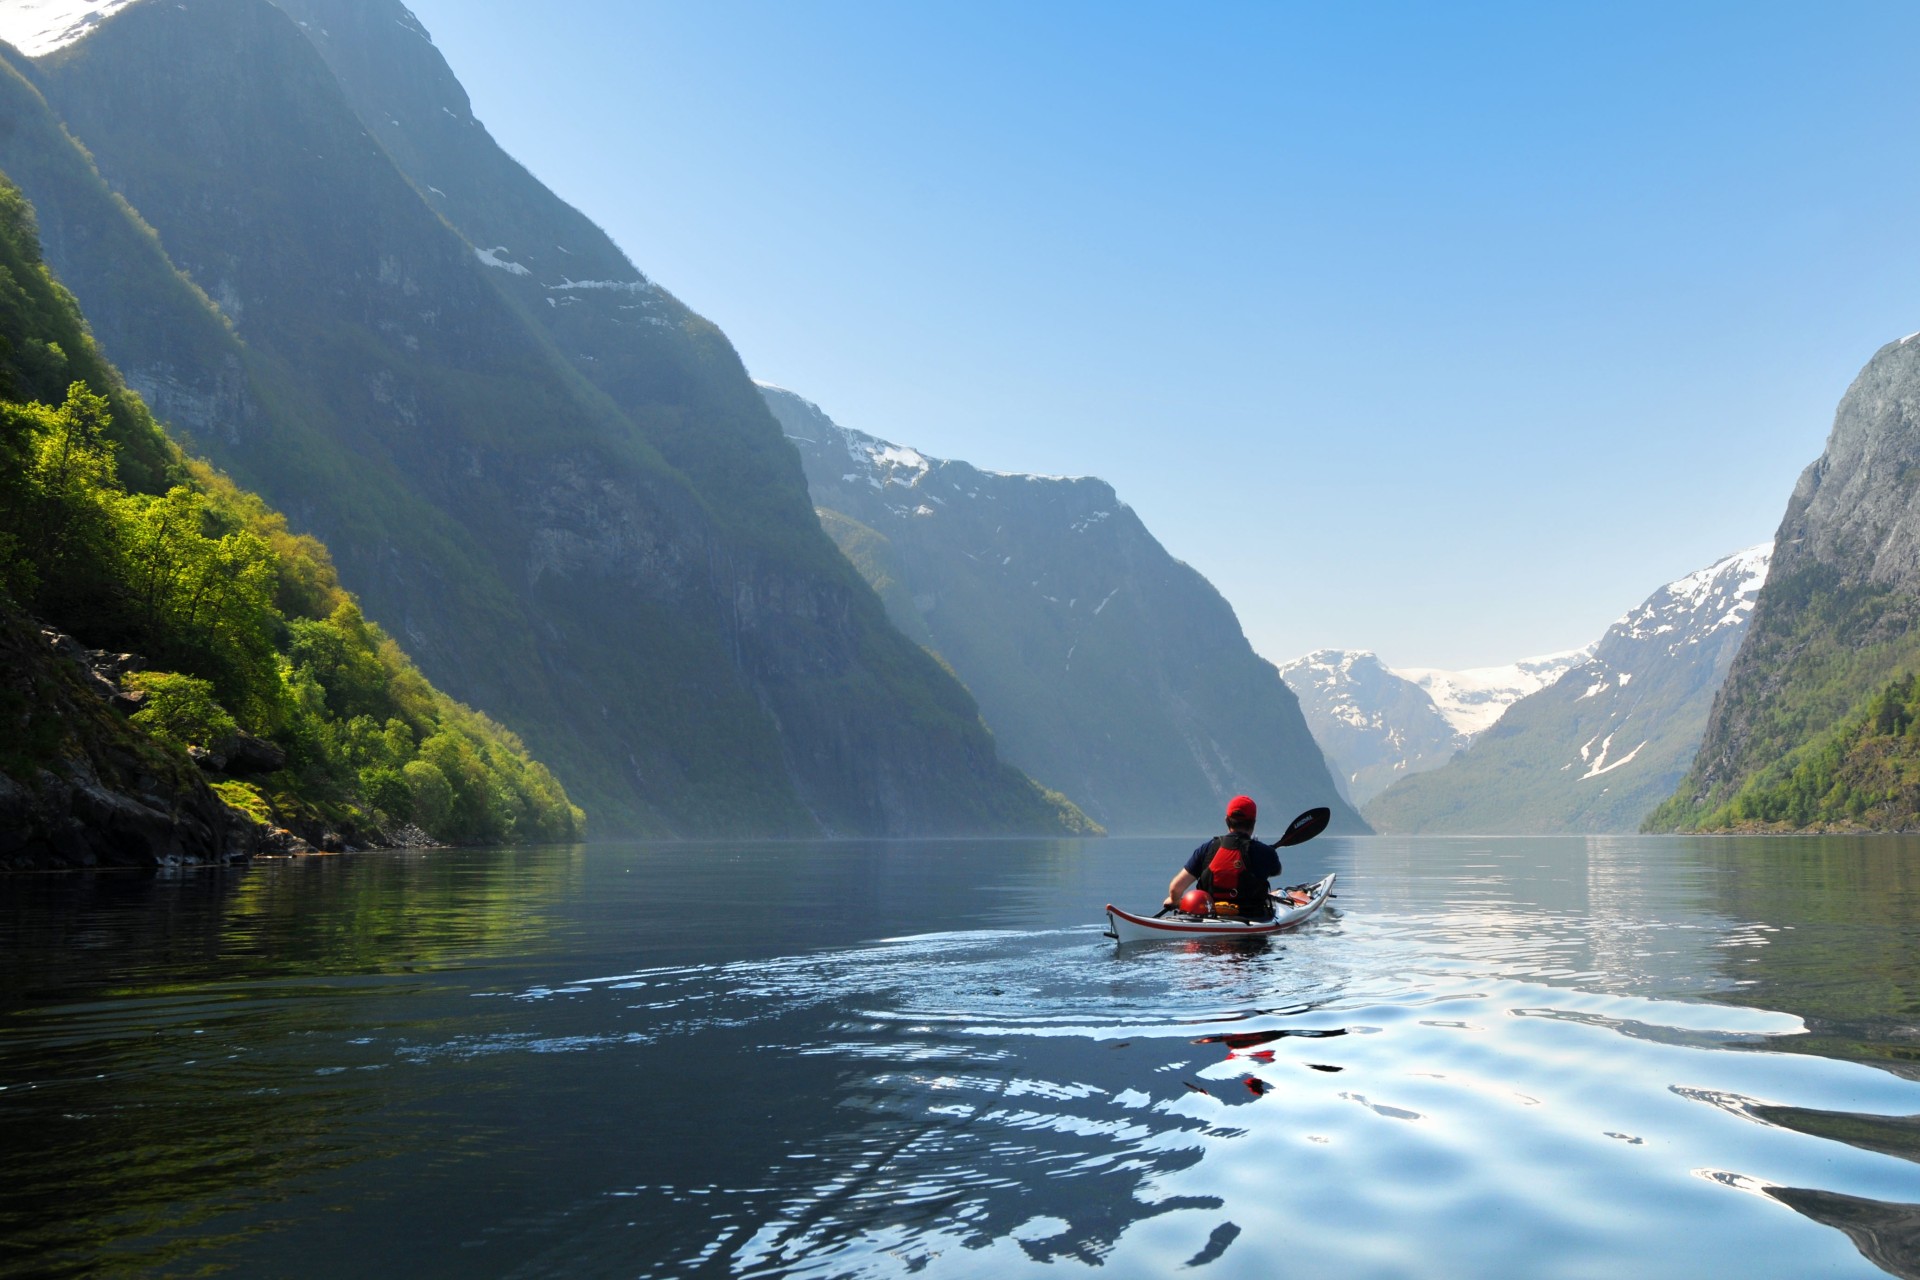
<box><xmin>403</xmin><ymin>759</ymin><xmax>453</xmax><ymax>831</ymax></box>
<box><xmin>126</xmin><ymin>671</ymin><xmax>237</xmax><ymax>752</ymax></box>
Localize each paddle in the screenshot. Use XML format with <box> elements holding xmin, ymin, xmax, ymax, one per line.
<box><xmin>1275</xmin><ymin>806</ymin><xmax>1332</xmax><ymax>848</ymax></box>
<box><xmin>1153</xmin><ymin>806</ymin><xmax>1334</xmax><ymax>915</ymax></box>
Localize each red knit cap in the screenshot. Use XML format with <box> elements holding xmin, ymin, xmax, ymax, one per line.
<box><xmin>1226</xmin><ymin>795</ymin><xmax>1257</xmax><ymax>824</ymax></box>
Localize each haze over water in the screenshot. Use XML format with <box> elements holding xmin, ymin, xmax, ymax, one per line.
<box><xmin>4</xmin><ymin>836</ymin><xmax>1919</xmax><ymax>1278</ymax></box>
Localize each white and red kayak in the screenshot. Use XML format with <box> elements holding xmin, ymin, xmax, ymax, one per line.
<box><xmin>1104</xmin><ymin>873</ymin><xmax>1337</xmax><ymax>944</ymax></box>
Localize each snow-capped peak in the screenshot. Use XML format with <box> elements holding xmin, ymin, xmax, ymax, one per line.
<box><xmin>1612</xmin><ymin>543</ymin><xmax>1771</xmax><ymax>653</ymax></box>
<box><xmin>1278</xmin><ymin>648</ymin><xmax>1381</xmax><ymax>678</ymax></box>
<box><xmin>0</xmin><ymin>0</ymin><xmax>139</xmax><ymax>57</ymax></box>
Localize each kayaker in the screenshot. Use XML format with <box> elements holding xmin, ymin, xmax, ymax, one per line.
<box><xmin>1163</xmin><ymin>795</ymin><xmax>1281</xmax><ymax>920</ymax></box>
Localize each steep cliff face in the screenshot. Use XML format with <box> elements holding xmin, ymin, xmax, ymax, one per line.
<box><xmin>1655</xmin><ymin>336</ymin><xmax>1920</xmax><ymax>830</ymax></box>
<box><xmin>765</xmin><ymin>383</ymin><xmax>1362</xmax><ymax>835</ymax></box>
<box><xmin>1370</xmin><ymin>546</ymin><xmax>1768</xmax><ymax>834</ymax></box>
<box><xmin>3</xmin><ymin>0</ymin><xmax>1086</xmax><ymax>837</ymax></box>
<box><xmin>0</xmin><ymin>159</ymin><xmax>582</xmax><ymax>861</ymax></box>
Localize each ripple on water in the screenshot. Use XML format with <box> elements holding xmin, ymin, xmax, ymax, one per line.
<box><xmin>407</xmin><ymin>923</ymin><xmax>1920</xmax><ymax>1279</ymax></box>
<box><xmin>9</xmin><ymin>838</ymin><xmax>1920</xmax><ymax>1280</ymax></box>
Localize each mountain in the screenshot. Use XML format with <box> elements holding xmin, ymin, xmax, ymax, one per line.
<box><xmin>1652</xmin><ymin>335</ymin><xmax>1920</xmax><ymax>832</ymax></box>
<box><xmin>0</xmin><ymin>0</ymin><xmax>1090</xmax><ymax>837</ymax></box>
<box><xmin>1276</xmin><ymin>650</ymin><xmax>1468</xmax><ymax>805</ymax></box>
<box><xmin>761</xmin><ymin>383</ymin><xmax>1364</xmax><ymax>835</ymax></box>
<box><xmin>1368</xmin><ymin>546</ymin><xmax>1770</xmax><ymax>834</ymax></box>
<box><xmin>1277</xmin><ymin>646</ymin><xmax>1589</xmax><ymax>805</ymax></box>
<box><xmin>0</xmin><ymin>167</ymin><xmax>579</xmax><ymax>867</ymax></box>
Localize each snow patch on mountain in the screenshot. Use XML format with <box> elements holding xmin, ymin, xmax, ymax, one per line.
<box><xmin>1366</xmin><ymin>542</ymin><xmax>1773</xmax><ymax>833</ymax></box>
<box><xmin>0</xmin><ymin>0</ymin><xmax>138</xmax><ymax>56</ymax></box>
<box><xmin>1397</xmin><ymin>648</ymin><xmax>1595</xmax><ymax>738</ymax></box>
<box><xmin>548</xmin><ymin>277</ymin><xmax>651</xmax><ymax>294</ymax></box>
<box><xmin>474</xmin><ymin>245</ymin><xmax>530</xmax><ymax>277</ymax></box>
<box><xmin>1550</xmin><ymin>543</ymin><xmax>1770</xmax><ymax>780</ymax></box>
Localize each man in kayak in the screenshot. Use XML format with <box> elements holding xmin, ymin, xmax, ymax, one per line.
<box><xmin>1163</xmin><ymin>795</ymin><xmax>1281</xmax><ymax>920</ymax></box>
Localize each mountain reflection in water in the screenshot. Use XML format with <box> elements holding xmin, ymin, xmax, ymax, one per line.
<box><xmin>3</xmin><ymin>835</ymin><xmax>1920</xmax><ymax>1278</ymax></box>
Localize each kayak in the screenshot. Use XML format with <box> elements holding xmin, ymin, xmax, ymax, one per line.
<box><xmin>1103</xmin><ymin>873</ymin><xmax>1337</xmax><ymax>944</ymax></box>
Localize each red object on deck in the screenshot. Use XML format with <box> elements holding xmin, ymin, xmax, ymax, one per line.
<box><xmin>1179</xmin><ymin>888</ymin><xmax>1213</xmax><ymax>915</ymax></box>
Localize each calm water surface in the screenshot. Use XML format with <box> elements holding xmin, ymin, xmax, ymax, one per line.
<box><xmin>4</xmin><ymin>835</ymin><xmax>1920</xmax><ymax>1278</ymax></box>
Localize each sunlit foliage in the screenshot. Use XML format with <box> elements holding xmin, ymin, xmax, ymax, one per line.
<box><xmin>0</xmin><ymin>176</ymin><xmax>580</xmax><ymax>845</ymax></box>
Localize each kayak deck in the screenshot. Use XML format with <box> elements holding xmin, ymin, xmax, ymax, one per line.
<box><xmin>1104</xmin><ymin>872</ymin><xmax>1337</xmax><ymax>944</ymax></box>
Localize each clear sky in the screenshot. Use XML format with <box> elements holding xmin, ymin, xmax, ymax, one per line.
<box><xmin>408</xmin><ymin>0</ymin><xmax>1920</xmax><ymax>670</ymax></box>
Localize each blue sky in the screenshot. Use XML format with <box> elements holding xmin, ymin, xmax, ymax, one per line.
<box><xmin>410</xmin><ymin>0</ymin><xmax>1920</xmax><ymax>669</ymax></box>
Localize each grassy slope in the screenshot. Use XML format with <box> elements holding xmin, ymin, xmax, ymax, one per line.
<box><xmin>1366</xmin><ymin>672</ymin><xmax>1717</xmax><ymax>834</ymax></box>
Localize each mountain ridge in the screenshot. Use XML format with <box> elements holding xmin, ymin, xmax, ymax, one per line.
<box><xmin>764</xmin><ymin>382</ymin><xmax>1363</xmax><ymax>834</ymax></box>
<box><xmin>1277</xmin><ymin>645</ymin><xmax>1591</xmax><ymax>804</ymax></box>
<box><xmin>1276</xmin><ymin>649</ymin><xmax>1465</xmax><ymax>805</ymax></box>
<box><xmin>1369</xmin><ymin>545</ymin><xmax>1769</xmax><ymax>834</ymax></box>
<box><xmin>0</xmin><ymin>0</ymin><xmax>1096</xmax><ymax>838</ymax></box>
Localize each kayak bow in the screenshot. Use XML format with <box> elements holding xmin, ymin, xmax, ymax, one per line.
<box><xmin>1103</xmin><ymin>873</ymin><xmax>1337</xmax><ymax>944</ymax></box>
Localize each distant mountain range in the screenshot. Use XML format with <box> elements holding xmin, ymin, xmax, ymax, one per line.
<box><xmin>1278</xmin><ymin>647</ymin><xmax>1589</xmax><ymax>804</ymax></box>
<box><xmin>1275</xmin><ymin>651</ymin><xmax>1467</xmax><ymax>804</ymax></box>
<box><xmin>763</xmin><ymin>384</ymin><xmax>1364</xmax><ymax>834</ymax></box>
<box><xmin>0</xmin><ymin>0</ymin><xmax>1091</xmax><ymax>837</ymax></box>
<box><xmin>1369</xmin><ymin>546</ymin><xmax>1769</xmax><ymax>833</ymax></box>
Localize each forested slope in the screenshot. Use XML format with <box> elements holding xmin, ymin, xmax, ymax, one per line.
<box><xmin>0</xmin><ymin>172</ymin><xmax>580</xmax><ymax>866</ymax></box>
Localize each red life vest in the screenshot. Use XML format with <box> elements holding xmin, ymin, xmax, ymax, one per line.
<box><xmin>1198</xmin><ymin>832</ymin><xmax>1273</xmax><ymax>917</ymax></box>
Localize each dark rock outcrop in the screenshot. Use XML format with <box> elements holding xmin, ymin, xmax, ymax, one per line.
<box><xmin>193</xmin><ymin>732</ymin><xmax>288</xmax><ymax>777</ymax></box>
<box><xmin>0</xmin><ymin>608</ymin><xmax>243</xmax><ymax>870</ymax></box>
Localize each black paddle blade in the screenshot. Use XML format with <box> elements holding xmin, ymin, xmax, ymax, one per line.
<box><xmin>1276</xmin><ymin>807</ymin><xmax>1332</xmax><ymax>848</ymax></box>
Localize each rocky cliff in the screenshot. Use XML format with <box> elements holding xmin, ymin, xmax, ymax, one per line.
<box><xmin>1653</xmin><ymin>335</ymin><xmax>1920</xmax><ymax>830</ymax></box>
<box><xmin>1371</xmin><ymin>546</ymin><xmax>1768</xmax><ymax>833</ymax></box>
<box><xmin>764</xmin><ymin>383</ymin><xmax>1362</xmax><ymax>834</ymax></box>
<box><xmin>0</xmin><ymin>608</ymin><xmax>243</xmax><ymax>870</ymax></box>
<box><xmin>0</xmin><ymin>0</ymin><xmax>1088</xmax><ymax>837</ymax></box>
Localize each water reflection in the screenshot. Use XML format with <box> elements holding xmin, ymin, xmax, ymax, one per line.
<box><xmin>3</xmin><ymin>836</ymin><xmax>1920</xmax><ymax>1277</ymax></box>
<box><xmin>0</xmin><ymin>848</ymin><xmax>588</xmax><ymax>1278</ymax></box>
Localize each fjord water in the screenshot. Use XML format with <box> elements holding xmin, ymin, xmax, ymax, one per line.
<box><xmin>3</xmin><ymin>838</ymin><xmax>1918</xmax><ymax>1279</ymax></box>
